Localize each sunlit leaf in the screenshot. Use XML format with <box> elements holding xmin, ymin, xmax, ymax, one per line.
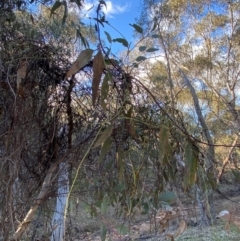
<box><xmin>50</xmin><ymin>0</ymin><xmax>62</xmax><ymax>16</ymax></box>
<box><xmin>98</xmin><ymin>137</ymin><xmax>111</xmax><ymax>163</ymax></box>
<box><xmin>92</xmin><ymin>50</ymin><xmax>105</xmax><ymax>106</ymax></box>
<box><xmin>93</xmin><ymin>125</ymin><xmax>113</xmax><ymax>148</ymax></box>
<box><xmin>65</xmin><ymin>49</ymin><xmax>93</xmax><ymax>79</ymax></box>
<box><xmin>112</xmin><ymin>38</ymin><xmax>129</xmax><ymax>48</ymax></box>
<box><xmin>136</xmin><ymin>56</ymin><xmax>147</xmax><ymax>62</ymax></box>
<box><xmin>139</xmin><ymin>46</ymin><xmax>147</xmax><ymax>52</ymax></box>
<box><xmin>146</xmin><ymin>47</ymin><xmax>159</xmax><ymax>52</ymax></box>
<box><xmin>104</xmin><ymin>31</ymin><xmax>112</xmax><ymax>43</ymax></box>
<box><xmin>129</xmin><ymin>23</ymin><xmax>143</xmax><ymax>34</ymax></box>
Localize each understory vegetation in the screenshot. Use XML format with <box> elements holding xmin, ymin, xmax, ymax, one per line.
<box><xmin>0</xmin><ymin>0</ymin><xmax>240</xmax><ymax>240</ymax></box>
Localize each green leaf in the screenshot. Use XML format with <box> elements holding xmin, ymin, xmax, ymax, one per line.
<box><xmin>112</xmin><ymin>38</ymin><xmax>129</xmax><ymax>48</ymax></box>
<box><xmin>184</xmin><ymin>141</ymin><xmax>198</xmax><ymax>189</ymax></box>
<box><xmin>151</xmin><ymin>34</ymin><xmax>160</xmax><ymax>38</ymax></box>
<box><xmin>104</xmin><ymin>31</ymin><xmax>112</xmax><ymax>43</ymax></box>
<box><xmin>93</xmin><ymin>125</ymin><xmax>113</xmax><ymax>148</ymax></box>
<box><xmin>139</xmin><ymin>46</ymin><xmax>147</xmax><ymax>52</ymax></box>
<box><xmin>98</xmin><ymin>137</ymin><xmax>111</xmax><ymax>163</ymax></box>
<box><xmin>116</xmin><ymin>224</ymin><xmax>129</xmax><ymax>235</ymax></box>
<box><xmin>136</xmin><ymin>56</ymin><xmax>147</xmax><ymax>62</ymax></box>
<box><xmin>159</xmin><ymin>191</ymin><xmax>177</xmax><ymax>203</ymax></box>
<box><xmin>117</xmin><ymin>149</ymin><xmax>124</xmax><ymax>181</ymax></box>
<box><xmin>50</xmin><ymin>0</ymin><xmax>62</xmax><ymax>16</ymax></box>
<box><xmin>146</xmin><ymin>47</ymin><xmax>159</xmax><ymax>52</ymax></box>
<box><xmin>132</xmin><ymin>62</ymin><xmax>138</xmax><ymax>68</ymax></box>
<box><xmin>62</xmin><ymin>0</ymin><xmax>68</xmax><ymax>25</ymax></box>
<box><xmin>105</xmin><ymin>159</ymin><xmax>114</xmax><ymax>171</ymax></box>
<box><xmin>101</xmin><ymin>195</ymin><xmax>110</xmax><ymax>215</ymax></box>
<box><xmin>129</xmin><ymin>23</ymin><xmax>143</xmax><ymax>34</ymax></box>
<box><xmin>116</xmin><ymin>183</ymin><xmax>125</xmax><ymax>192</ymax></box>
<box><xmin>151</xmin><ymin>21</ymin><xmax>157</xmax><ymax>32</ymax></box>
<box><xmin>101</xmin><ymin>224</ymin><xmax>107</xmax><ymax>241</ymax></box>
<box><xmin>101</xmin><ymin>73</ymin><xmax>111</xmax><ymax>111</ymax></box>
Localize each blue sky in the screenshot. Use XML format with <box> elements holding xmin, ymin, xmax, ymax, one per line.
<box><xmin>82</xmin><ymin>0</ymin><xmax>143</xmax><ymax>53</ymax></box>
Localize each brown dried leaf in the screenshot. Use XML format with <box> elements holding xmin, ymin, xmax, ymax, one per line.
<box><xmin>17</xmin><ymin>61</ymin><xmax>27</xmax><ymax>90</ymax></box>
<box><xmin>65</xmin><ymin>49</ymin><xmax>93</xmax><ymax>79</ymax></box>
<box><xmin>92</xmin><ymin>50</ymin><xmax>105</xmax><ymax>106</ymax></box>
<box><xmin>174</xmin><ymin>220</ymin><xmax>187</xmax><ymax>238</ymax></box>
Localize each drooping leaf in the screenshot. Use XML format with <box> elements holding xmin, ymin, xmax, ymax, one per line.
<box><xmin>139</xmin><ymin>46</ymin><xmax>147</xmax><ymax>52</ymax></box>
<box><xmin>112</xmin><ymin>38</ymin><xmax>129</xmax><ymax>48</ymax></box>
<box><xmin>151</xmin><ymin>21</ymin><xmax>157</xmax><ymax>32</ymax></box>
<box><xmin>101</xmin><ymin>73</ymin><xmax>111</xmax><ymax>111</ymax></box>
<box><xmin>104</xmin><ymin>31</ymin><xmax>112</xmax><ymax>43</ymax></box>
<box><xmin>129</xmin><ymin>23</ymin><xmax>143</xmax><ymax>34</ymax></box>
<box><xmin>101</xmin><ymin>224</ymin><xmax>107</xmax><ymax>241</ymax></box>
<box><xmin>159</xmin><ymin>125</ymin><xmax>171</xmax><ymax>165</ymax></box>
<box><xmin>50</xmin><ymin>0</ymin><xmax>62</xmax><ymax>16</ymax></box>
<box><xmin>65</xmin><ymin>49</ymin><xmax>93</xmax><ymax>79</ymax></box>
<box><xmin>92</xmin><ymin>50</ymin><xmax>105</xmax><ymax>106</ymax></box>
<box><xmin>146</xmin><ymin>47</ymin><xmax>159</xmax><ymax>52</ymax></box>
<box><xmin>93</xmin><ymin>125</ymin><xmax>113</xmax><ymax>148</ymax></box>
<box><xmin>136</xmin><ymin>56</ymin><xmax>147</xmax><ymax>62</ymax></box>
<box><xmin>184</xmin><ymin>141</ymin><xmax>198</xmax><ymax>189</ymax></box>
<box><xmin>98</xmin><ymin>137</ymin><xmax>111</xmax><ymax>163</ymax></box>
<box><xmin>62</xmin><ymin>0</ymin><xmax>68</xmax><ymax>25</ymax></box>
<box><xmin>159</xmin><ymin>191</ymin><xmax>177</xmax><ymax>203</ymax></box>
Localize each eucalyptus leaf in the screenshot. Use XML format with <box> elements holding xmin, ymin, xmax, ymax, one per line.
<box><xmin>136</xmin><ymin>56</ymin><xmax>147</xmax><ymax>62</ymax></box>
<box><xmin>104</xmin><ymin>31</ymin><xmax>112</xmax><ymax>43</ymax></box>
<box><xmin>50</xmin><ymin>0</ymin><xmax>62</xmax><ymax>16</ymax></box>
<box><xmin>112</xmin><ymin>38</ymin><xmax>129</xmax><ymax>48</ymax></box>
<box><xmin>139</xmin><ymin>46</ymin><xmax>147</xmax><ymax>52</ymax></box>
<box><xmin>129</xmin><ymin>23</ymin><xmax>143</xmax><ymax>34</ymax></box>
<box><xmin>146</xmin><ymin>47</ymin><xmax>159</xmax><ymax>52</ymax></box>
<box><xmin>93</xmin><ymin>125</ymin><xmax>113</xmax><ymax>148</ymax></box>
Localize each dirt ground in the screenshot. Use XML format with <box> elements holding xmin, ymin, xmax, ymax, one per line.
<box><xmin>29</xmin><ymin>178</ymin><xmax>240</xmax><ymax>241</ymax></box>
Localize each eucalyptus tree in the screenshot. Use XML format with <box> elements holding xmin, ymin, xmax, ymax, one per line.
<box><xmin>0</xmin><ymin>0</ymin><xmax>214</xmax><ymax>240</ymax></box>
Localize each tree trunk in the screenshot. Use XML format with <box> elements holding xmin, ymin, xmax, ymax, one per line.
<box><xmin>217</xmin><ymin>135</ymin><xmax>239</xmax><ymax>183</ymax></box>
<box><xmin>51</xmin><ymin>161</ymin><xmax>69</xmax><ymax>241</ymax></box>
<box><xmin>11</xmin><ymin>161</ymin><xmax>59</xmax><ymax>240</ymax></box>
